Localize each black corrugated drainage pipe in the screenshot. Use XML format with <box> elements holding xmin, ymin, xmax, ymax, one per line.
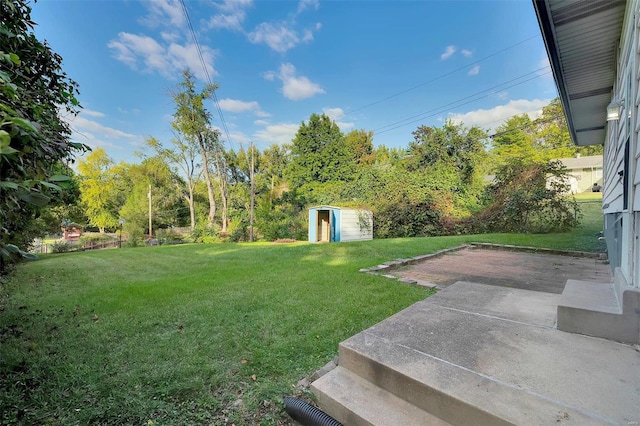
<box><xmin>283</xmin><ymin>397</ymin><xmax>342</xmax><ymax>426</ymax></box>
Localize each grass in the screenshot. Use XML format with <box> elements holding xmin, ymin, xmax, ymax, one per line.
<box><xmin>0</xmin><ymin>200</ymin><xmax>604</xmax><ymax>425</ymax></box>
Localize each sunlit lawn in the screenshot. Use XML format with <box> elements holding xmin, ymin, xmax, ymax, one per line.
<box><xmin>0</xmin><ymin>198</ymin><xmax>604</xmax><ymax>425</ymax></box>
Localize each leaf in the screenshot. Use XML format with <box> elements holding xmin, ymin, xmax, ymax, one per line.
<box><xmin>9</xmin><ymin>53</ymin><xmax>21</xmax><ymax>66</ymax></box>
<box><xmin>19</xmin><ymin>191</ymin><xmax>51</xmax><ymax>207</ymax></box>
<box><xmin>0</xmin><ymin>146</ymin><xmax>18</xmax><ymax>155</ymax></box>
<box><xmin>0</xmin><ymin>181</ymin><xmax>19</xmax><ymax>189</ymax></box>
<box><xmin>40</xmin><ymin>181</ymin><xmax>62</xmax><ymax>191</ymax></box>
<box><xmin>0</xmin><ymin>130</ymin><xmax>11</xmax><ymax>147</ymax></box>
<box><xmin>9</xmin><ymin>116</ymin><xmax>38</xmax><ymax>133</ymax></box>
<box><xmin>49</xmin><ymin>174</ymin><xmax>71</xmax><ymax>182</ymax></box>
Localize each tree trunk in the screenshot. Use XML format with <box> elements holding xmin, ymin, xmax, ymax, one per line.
<box><xmin>214</xmin><ymin>150</ymin><xmax>228</xmax><ymax>232</ymax></box>
<box><xmin>185</xmin><ymin>187</ymin><xmax>196</xmax><ymax>230</ymax></box>
<box><xmin>199</xmin><ymin>139</ymin><xmax>216</xmax><ymax>227</ymax></box>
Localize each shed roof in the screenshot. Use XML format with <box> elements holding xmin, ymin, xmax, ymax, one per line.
<box><xmin>559</xmin><ymin>155</ymin><xmax>603</xmax><ymax>169</ymax></box>
<box><xmin>532</xmin><ymin>0</ymin><xmax>626</xmax><ymax>146</ymax></box>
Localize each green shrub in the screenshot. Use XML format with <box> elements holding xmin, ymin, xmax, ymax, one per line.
<box><xmin>156</xmin><ymin>228</ymin><xmax>183</xmax><ymax>245</ymax></box>
<box><xmin>51</xmin><ymin>240</ymin><xmax>75</xmax><ymax>253</ymax></box>
<box><xmin>468</xmin><ymin>160</ymin><xmax>580</xmax><ymax>233</ymax></box>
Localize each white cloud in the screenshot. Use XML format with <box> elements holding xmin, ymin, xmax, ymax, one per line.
<box><xmin>461</xmin><ymin>49</ymin><xmax>472</xmax><ymax>57</ymax></box>
<box><xmin>254</xmin><ymin>119</ymin><xmax>269</xmax><ymax>126</ymax></box>
<box><xmin>441</xmin><ymin>45</ymin><xmax>456</xmax><ymax>60</ymax></box>
<box><xmin>297</xmin><ymin>0</ymin><xmax>319</xmax><ymax>14</ymax></box>
<box><xmin>62</xmin><ymin>113</ymin><xmax>140</xmax><ymax>151</ymax></box>
<box><xmin>108</xmin><ymin>32</ymin><xmax>216</xmax><ymax>81</ymax></box>
<box><xmin>468</xmin><ymin>65</ymin><xmax>480</xmax><ymax>76</ymax></box>
<box><xmin>322</xmin><ymin>107</ymin><xmax>354</xmax><ymax>131</ymax></box>
<box><xmin>82</xmin><ymin>109</ymin><xmax>105</xmax><ymax>118</ymax></box>
<box><xmin>69</xmin><ymin>116</ymin><xmax>138</xmax><ymax>140</ymax></box>
<box><xmin>253</xmin><ymin>123</ymin><xmax>299</xmax><ymax>145</ymax></box>
<box><xmin>447</xmin><ymin>98</ymin><xmax>551</xmax><ymax>131</ymax></box>
<box><xmin>495</xmin><ymin>91</ymin><xmax>508</xmax><ymax>100</ymax></box>
<box><xmin>218</xmin><ymin>98</ymin><xmax>260</xmax><ymax>113</ymax></box>
<box><xmin>205</xmin><ymin>0</ymin><xmax>253</xmax><ymax>31</ymax></box>
<box><xmin>206</xmin><ymin>13</ymin><xmax>246</xmax><ymax>31</ymax></box>
<box><xmin>229</xmin><ymin>131</ymin><xmax>250</xmax><ymax>144</ymax></box>
<box><xmin>139</xmin><ymin>0</ymin><xmax>186</xmax><ymax>29</ymax></box>
<box><xmin>248</xmin><ymin>22</ymin><xmax>301</xmax><ymax>53</ymax></box>
<box><xmin>265</xmin><ymin>63</ymin><xmax>325</xmax><ymax>101</ymax></box>
<box><xmin>218</xmin><ymin>98</ymin><xmax>269</xmax><ymax>117</ymax></box>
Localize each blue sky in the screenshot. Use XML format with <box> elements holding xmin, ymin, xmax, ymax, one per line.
<box><xmin>32</xmin><ymin>0</ymin><xmax>557</xmax><ymax>164</ymax></box>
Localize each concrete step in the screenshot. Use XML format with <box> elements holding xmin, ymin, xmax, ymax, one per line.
<box><xmin>311</xmin><ymin>282</ymin><xmax>640</xmax><ymax>425</ymax></box>
<box><xmin>338</xmin><ymin>332</ymin><xmax>602</xmax><ymax>425</ymax></box>
<box><xmin>557</xmin><ymin>279</ymin><xmax>639</xmax><ymax>343</ymax></box>
<box><xmin>311</xmin><ymin>366</ymin><xmax>450</xmax><ymax>426</ymax></box>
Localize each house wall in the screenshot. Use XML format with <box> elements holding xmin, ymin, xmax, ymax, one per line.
<box><xmin>604</xmin><ymin>0</ymin><xmax>639</xmax><ymax>292</ymax></box>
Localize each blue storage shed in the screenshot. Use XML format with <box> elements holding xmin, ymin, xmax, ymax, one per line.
<box><xmin>308</xmin><ymin>206</ymin><xmax>373</xmax><ymax>243</ymax></box>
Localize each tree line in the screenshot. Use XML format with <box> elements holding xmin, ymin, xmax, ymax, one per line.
<box><xmin>1</xmin><ymin>0</ymin><xmax>601</xmax><ymax>272</ymax></box>
<box><xmin>67</xmin><ymin>81</ymin><xmax>599</xmax><ymax>244</ymax></box>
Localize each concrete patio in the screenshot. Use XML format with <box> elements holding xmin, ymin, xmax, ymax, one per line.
<box><xmin>311</xmin><ymin>249</ymin><xmax>640</xmax><ymax>425</ymax></box>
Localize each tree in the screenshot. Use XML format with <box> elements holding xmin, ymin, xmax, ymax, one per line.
<box><xmin>77</xmin><ymin>148</ymin><xmax>119</xmax><ymax>232</ymax></box>
<box><xmin>1</xmin><ymin>0</ymin><xmax>89</xmax><ymax>269</ymax></box>
<box><xmin>287</xmin><ymin>113</ymin><xmax>352</xmax><ymax>190</ymax></box>
<box><xmin>147</xmin><ymin>135</ymin><xmax>200</xmax><ymax>230</ymax></box>
<box><xmin>171</xmin><ymin>69</ymin><xmax>220</xmax><ymax>228</ymax></box>
<box><xmin>407</xmin><ymin>121</ymin><xmax>488</xmax><ymax>185</ymax></box>
<box><xmin>344</xmin><ymin>129</ymin><xmax>374</xmax><ymax>165</ymax></box>
<box><xmin>118</xmin><ymin>156</ymin><xmax>186</xmax><ymax>241</ymax></box>
<box><xmin>535</xmin><ymin>98</ymin><xmax>604</xmax><ymax>157</ymax></box>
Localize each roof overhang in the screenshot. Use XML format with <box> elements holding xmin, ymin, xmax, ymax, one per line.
<box><xmin>532</xmin><ymin>0</ymin><xmax>626</xmax><ymax>146</ymax></box>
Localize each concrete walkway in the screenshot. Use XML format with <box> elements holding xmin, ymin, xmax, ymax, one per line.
<box><xmin>393</xmin><ymin>246</ymin><xmax>612</xmax><ymax>293</ymax></box>
<box><xmin>312</xmin><ymin>249</ymin><xmax>640</xmax><ymax>425</ymax></box>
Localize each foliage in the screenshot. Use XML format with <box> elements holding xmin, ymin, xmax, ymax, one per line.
<box><xmin>170</xmin><ymin>69</ymin><xmax>225</xmax><ymax>229</ymax></box>
<box><xmin>287</xmin><ymin>113</ymin><xmax>354</xmax><ymax>192</ymax></box>
<box><xmin>470</xmin><ymin>160</ymin><xmax>580</xmax><ymax>233</ymax></box>
<box><xmin>156</xmin><ymin>228</ymin><xmax>183</xmax><ymax>245</ymax></box>
<box><xmin>77</xmin><ymin>148</ymin><xmax>119</xmax><ymax>232</ymax></box>
<box><xmin>118</xmin><ymin>156</ymin><xmax>188</xmax><ymax>239</ymax></box>
<box><xmin>51</xmin><ymin>240</ymin><xmax>75</xmax><ymax>253</ymax></box>
<box><xmin>0</xmin><ymin>0</ymin><xmax>88</xmax><ymax>272</ymax></box>
<box><xmin>79</xmin><ymin>232</ymin><xmax>115</xmax><ymax>245</ymax></box>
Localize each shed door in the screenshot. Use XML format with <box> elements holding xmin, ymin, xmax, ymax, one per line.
<box><xmin>317</xmin><ymin>210</ymin><xmax>330</xmax><ymax>242</ymax></box>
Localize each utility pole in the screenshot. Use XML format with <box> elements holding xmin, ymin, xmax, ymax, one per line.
<box><xmin>249</xmin><ymin>142</ymin><xmax>255</xmax><ymax>242</ymax></box>
<box><xmin>148</xmin><ymin>184</ymin><xmax>152</xmax><ymax>241</ymax></box>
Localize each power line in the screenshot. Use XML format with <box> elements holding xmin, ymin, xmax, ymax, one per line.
<box><xmin>344</xmin><ymin>34</ymin><xmax>541</xmax><ymax>117</ymax></box>
<box><xmin>373</xmin><ymin>68</ymin><xmax>551</xmax><ymax>135</ymax></box>
<box><xmin>179</xmin><ymin>0</ymin><xmax>234</xmax><ymax>150</ymax></box>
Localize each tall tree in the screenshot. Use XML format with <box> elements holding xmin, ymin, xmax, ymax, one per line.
<box><xmin>171</xmin><ymin>69</ymin><xmax>219</xmax><ymax>228</ymax></box>
<box><xmin>77</xmin><ymin>148</ymin><xmax>119</xmax><ymax>232</ymax></box>
<box><xmin>118</xmin><ymin>156</ymin><xmax>186</xmax><ymax>239</ymax></box>
<box><xmin>407</xmin><ymin>121</ymin><xmax>488</xmax><ymax>185</ymax></box>
<box><xmin>1</xmin><ymin>0</ymin><xmax>89</xmax><ymax>268</ymax></box>
<box><xmin>287</xmin><ymin>113</ymin><xmax>351</xmax><ymax>188</ymax></box>
<box><xmin>344</xmin><ymin>129</ymin><xmax>374</xmax><ymax>165</ymax></box>
<box><xmin>147</xmin><ymin>135</ymin><xmax>200</xmax><ymax>230</ymax></box>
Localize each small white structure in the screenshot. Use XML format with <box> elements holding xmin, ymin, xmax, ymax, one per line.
<box><xmin>308</xmin><ymin>206</ymin><xmax>373</xmax><ymax>243</ymax></box>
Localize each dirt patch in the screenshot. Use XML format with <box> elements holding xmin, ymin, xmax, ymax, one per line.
<box><xmin>392</xmin><ymin>247</ymin><xmax>612</xmax><ymax>294</ymax></box>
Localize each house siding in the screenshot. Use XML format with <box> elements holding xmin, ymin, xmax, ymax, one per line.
<box><xmin>603</xmin><ymin>0</ymin><xmax>640</xmax><ymax>291</ymax></box>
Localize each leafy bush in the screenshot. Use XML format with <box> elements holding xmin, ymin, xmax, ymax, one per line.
<box><xmin>79</xmin><ymin>232</ymin><xmax>115</xmax><ymax>245</ymax></box>
<box><xmin>51</xmin><ymin>240</ymin><xmax>75</xmax><ymax>253</ymax></box>
<box><xmin>156</xmin><ymin>228</ymin><xmax>183</xmax><ymax>245</ymax></box>
<box><xmin>468</xmin><ymin>160</ymin><xmax>580</xmax><ymax>233</ymax></box>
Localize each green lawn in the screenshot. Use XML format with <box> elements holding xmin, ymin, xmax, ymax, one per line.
<box><xmin>0</xmin><ymin>200</ymin><xmax>604</xmax><ymax>425</ymax></box>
